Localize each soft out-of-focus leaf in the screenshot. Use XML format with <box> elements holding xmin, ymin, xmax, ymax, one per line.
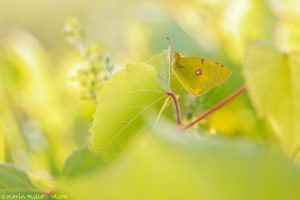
<box><xmin>62</xmin><ymin>147</ymin><xmax>105</xmax><ymax>177</ymax></box>
<box><xmin>59</xmin><ymin>128</ymin><xmax>300</xmax><ymax>200</ymax></box>
<box><xmin>269</xmin><ymin>0</ymin><xmax>300</xmax><ymax>49</ymax></box>
<box><xmin>0</xmin><ymin>164</ymin><xmax>39</xmax><ymax>193</ymax></box>
<box><xmin>230</xmin><ymin>0</ymin><xmax>276</xmax><ymax>61</ymax></box>
<box><xmin>147</xmin><ymin>49</ymin><xmax>170</xmax><ymax>91</ymax></box>
<box><xmin>0</xmin><ymin>31</ymin><xmax>78</xmax><ymax>173</ymax></box>
<box><xmin>90</xmin><ymin>63</ymin><xmax>165</xmax><ymax>160</ymax></box>
<box><xmin>243</xmin><ymin>41</ymin><xmax>300</xmax><ymax>153</ymax></box>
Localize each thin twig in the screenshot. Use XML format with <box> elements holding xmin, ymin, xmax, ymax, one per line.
<box><xmin>166</xmin><ymin>91</ymin><xmax>182</xmax><ymax>127</ymax></box>
<box><xmin>184</xmin><ymin>85</ymin><xmax>247</xmax><ymax>130</ymax></box>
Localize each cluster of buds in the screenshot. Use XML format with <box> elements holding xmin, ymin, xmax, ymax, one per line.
<box><xmin>64</xmin><ymin>18</ymin><xmax>115</xmax><ymax>100</ymax></box>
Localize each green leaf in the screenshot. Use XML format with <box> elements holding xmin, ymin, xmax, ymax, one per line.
<box><xmin>147</xmin><ymin>49</ymin><xmax>170</xmax><ymax>91</ymax></box>
<box><xmin>90</xmin><ymin>63</ymin><xmax>165</xmax><ymax>160</ymax></box>
<box><xmin>0</xmin><ymin>164</ymin><xmax>39</xmax><ymax>193</ymax></box>
<box><xmin>62</xmin><ymin>147</ymin><xmax>105</xmax><ymax>177</ymax></box>
<box><xmin>243</xmin><ymin>41</ymin><xmax>300</xmax><ymax>153</ymax></box>
<box><xmin>58</xmin><ymin>127</ymin><xmax>300</xmax><ymax>200</ymax></box>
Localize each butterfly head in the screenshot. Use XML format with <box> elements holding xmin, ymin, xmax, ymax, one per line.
<box><xmin>173</xmin><ymin>51</ymin><xmax>183</xmax><ymax>69</ymax></box>
<box><xmin>173</xmin><ymin>51</ymin><xmax>182</xmax><ymax>61</ymax></box>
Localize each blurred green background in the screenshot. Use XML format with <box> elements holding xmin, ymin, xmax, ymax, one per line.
<box><xmin>1</xmin><ymin>0</ymin><xmax>300</xmax><ymax>198</ymax></box>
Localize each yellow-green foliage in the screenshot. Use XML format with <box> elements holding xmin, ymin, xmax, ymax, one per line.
<box><xmin>244</xmin><ymin>41</ymin><xmax>300</xmax><ymax>154</ymax></box>
<box><xmin>91</xmin><ymin>63</ymin><xmax>165</xmax><ymax>160</ymax></box>
<box><xmin>1</xmin><ymin>0</ymin><xmax>300</xmax><ymax>199</ymax></box>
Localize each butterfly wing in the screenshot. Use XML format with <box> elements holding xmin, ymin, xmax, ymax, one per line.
<box><xmin>173</xmin><ymin>56</ymin><xmax>218</xmax><ymax>96</ymax></box>
<box><xmin>206</xmin><ymin>60</ymin><xmax>232</xmax><ymax>85</ymax></box>
<box><xmin>172</xmin><ymin>52</ymin><xmax>232</xmax><ymax>96</ymax></box>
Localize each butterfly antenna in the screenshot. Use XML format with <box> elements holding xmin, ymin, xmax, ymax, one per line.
<box><xmin>166</xmin><ymin>37</ymin><xmax>172</xmax><ymax>46</ymax></box>
<box><xmin>166</xmin><ymin>37</ymin><xmax>173</xmax><ymax>51</ymax></box>
<box><xmin>166</xmin><ymin>37</ymin><xmax>173</xmax><ymax>61</ymax></box>
<box><xmin>165</xmin><ymin>37</ymin><xmax>173</xmax><ymax>89</ymax></box>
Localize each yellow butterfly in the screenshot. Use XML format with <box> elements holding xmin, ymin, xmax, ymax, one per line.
<box><xmin>172</xmin><ymin>51</ymin><xmax>232</xmax><ymax>96</ymax></box>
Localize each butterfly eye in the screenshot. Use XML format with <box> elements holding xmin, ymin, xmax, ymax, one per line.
<box><xmin>195</xmin><ymin>69</ymin><xmax>202</xmax><ymax>76</ymax></box>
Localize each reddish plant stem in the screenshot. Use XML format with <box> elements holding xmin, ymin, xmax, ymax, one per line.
<box><xmin>166</xmin><ymin>91</ymin><xmax>182</xmax><ymax>127</ymax></box>
<box><xmin>184</xmin><ymin>85</ymin><xmax>247</xmax><ymax>130</ymax></box>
